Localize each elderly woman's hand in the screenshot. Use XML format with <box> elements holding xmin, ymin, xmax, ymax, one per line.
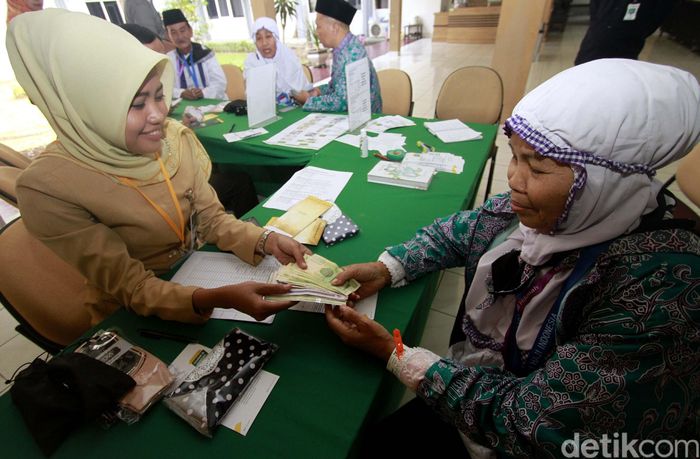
<box><xmin>264</xmin><ymin>232</ymin><xmax>311</xmax><ymax>268</ymax></box>
<box><xmin>332</xmin><ymin>262</ymin><xmax>391</xmax><ymax>301</ymax></box>
<box><xmin>325</xmin><ymin>305</ymin><xmax>395</xmax><ymax>362</ymax></box>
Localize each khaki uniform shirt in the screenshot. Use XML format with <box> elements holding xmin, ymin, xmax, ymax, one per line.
<box><xmin>16</xmin><ymin>143</ymin><xmax>264</xmax><ymax>325</ymax></box>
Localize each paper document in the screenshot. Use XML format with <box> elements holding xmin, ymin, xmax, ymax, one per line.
<box><xmin>169</xmin><ymin>344</ymin><xmax>279</xmax><ymax>436</ymax></box>
<box><xmin>364</xmin><ymin>115</ymin><xmax>415</xmax><ymax>133</ymax></box>
<box><xmin>424</xmin><ymin>119</ymin><xmax>483</xmax><ymax>143</ymax></box>
<box><xmin>0</xmin><ymin>199</ymin><xmax>19</xmax><ymax>228</ymax></box>
<box><xmin>291</xmin><ymin>293</ymin><xmax>378</xmax><ymax>319</ymax></box>
<box><xmin>402</xmin><ymin>152</ymin><xmax>465</xmax><ymax>174</ymax></box>
<box><xmin>263</xmin><ymin>166</ymin><xmax>353</xmax><ymax>211</ymax></box>
<box><xmin>345</xmin><ymin>57</ymin><xmax>371</xmax><ymax>132</ymax></box>
<box><xmin>247</xmin><ymin>63</ymin><xmax>279</xmax><ymax>128</ymax></box>
<box><xmin>336</xmin><ymin>132</ymin><xmax>406</xmax><ymax>154</ymax></box>
<box><xmin>265</xmin><ymin>113</ymin><xmax>348</xmax><ymax>150</ymax></box>
<box><xmin>223</xmin><ymin>127</ymin><xmax>268</xmax><ymax>143</ymax></box>
<box><xmin>170</xmin><ymin>252</ymin><xmax>282</xmax><ymax>324</ymax></box>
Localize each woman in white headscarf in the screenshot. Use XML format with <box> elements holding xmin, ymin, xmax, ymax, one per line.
<box><xmin>243</xmin><ymin>17</ymin><xmax>313</xmax><ymax>102</ymax></box>
<box><xmin>8</xmin><ymin>9</ymin><xmax>309</xmax><ymax>329</ymax></box>
<box><xmin>325</xmin><ymin>59</ymin><xmax>700</xmax><ymax>457</ymax></box>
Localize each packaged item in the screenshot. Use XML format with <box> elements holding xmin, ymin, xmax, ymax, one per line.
<box><xmin>164</xmin><ymin>328</ymin><xmax>278</xmax><ymax>437</ymax></box>
<box><xmin>74</xmin><ymin>330</ymin><xmax>173</xmax><ymax>423</ymax></box>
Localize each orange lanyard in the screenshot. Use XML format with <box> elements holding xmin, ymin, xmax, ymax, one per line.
<box><xmin>118</xmin><ymin>154</ymin><xmax>186</xmax><ymax>247</ymax></box>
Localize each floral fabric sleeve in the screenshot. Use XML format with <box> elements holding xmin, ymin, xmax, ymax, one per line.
<box><xmin>386</xmin><ymin>194</ymin><xmax>515</xmax><ymax>282</ymax></box>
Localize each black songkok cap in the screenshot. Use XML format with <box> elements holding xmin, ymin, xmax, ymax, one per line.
<box><xmin>315</xmin><ymin>0</ymin><xmax>357</xmax><ymax>26</ymax></box>
<box><xmin>162</xmin><ymin>8</ymin><xmax>188</xmax><ymax>27</ymax></box>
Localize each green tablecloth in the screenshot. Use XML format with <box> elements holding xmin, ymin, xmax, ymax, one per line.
<box><xmin>0</xmin><ymin>106</ymin><xmax>497</xmax><ymax>458</ymax></box>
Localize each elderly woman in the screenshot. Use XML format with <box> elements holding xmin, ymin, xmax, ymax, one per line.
<box><xmin>8</xmin><ymin>10</ymin><xmax>309</xmax><ymax>326</ymax></box>
<box><xmin>243</xmin><ymin>17</ymin><xmax>313</xmax><ymax>104</ymax></box>
<box><xmin>326</xmin><ymin>59</ymin><xmax>700</xmax><ymax>457</ymax></box>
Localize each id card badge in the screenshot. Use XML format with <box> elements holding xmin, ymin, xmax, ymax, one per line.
<box><xmin>623</xmin><ymin>3</ymin><xmax>640</xmax><ymax>21</ymax></box>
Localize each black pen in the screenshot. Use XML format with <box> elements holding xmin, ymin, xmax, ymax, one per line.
<box><xmin>228</xmin><ymin>122</ymin><xmax>236</xmax><ymax>133</ymax></box>
<box><xmin>138</xmin><ymin>328</ymin><xmax>198</xmax><ymax>344</ymax></box>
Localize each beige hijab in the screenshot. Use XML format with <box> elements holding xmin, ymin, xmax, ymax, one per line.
<box><xmin>6</xmin><ymin>8</ymin><xmax>191</xmax><ymax>182</ymax></box>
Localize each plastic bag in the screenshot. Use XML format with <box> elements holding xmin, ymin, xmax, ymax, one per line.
<box><xmin>164</xmin><ymin>328</ymin><xmax>278</xmax><ymax>437</ymax></box>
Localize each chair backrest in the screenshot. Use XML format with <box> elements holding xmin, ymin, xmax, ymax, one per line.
<box><xmin>302</xmin><ymin>64</ymin><xmax>314</xmax><ymax>84</ymax></box>
<box><xmin>377</xmin><ymin>68</ymin><xmax>414</xmax><ymax>117</ymax></box>
<box><xmin>0</xmin><ymin>166</ymin><xmax>21</xmax><ymax>204</ymax></box>
<box><xmin>677</xmin><ymin>143</ymin><xmax>700</xmax><ymax>207</ymax></box>
<box><xmin>435</xmin><ymin>66</ymin><xmax>503</xmax><ymax>124</ymax></box>
<box><xmin>0</xmin><ymin>218</ymin><xmax>92</xmax><ymax>351</ymax></box>
<box><xmin>0</xmin><ymin>143</ymin><xmax>31</xmax><ymax>169</ymax></box>
<box><xmin>221</xmin><ymin>64</ymin><xmax>246</xmax><ymax>100</ymax></box>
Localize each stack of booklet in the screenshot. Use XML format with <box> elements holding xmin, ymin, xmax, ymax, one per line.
<box><xmin>424</xmin><ymin>119</ymin><xmax>483</xmax><ymax>143</ymax></box>
<box><xmin>367</xmin><ymin>161</ymin><xmax>435</xmax><ymax>190</ymax></box>
<box><xmin>267</xmin><ymin>254</ymin><xmax>360</xmax><ymax>305</ymax></box>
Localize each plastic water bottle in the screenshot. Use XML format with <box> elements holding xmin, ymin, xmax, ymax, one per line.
<box><xmin>360</xmin><ymin>129</ymin><xmax>369</xmax><ymax>158</ymax></box>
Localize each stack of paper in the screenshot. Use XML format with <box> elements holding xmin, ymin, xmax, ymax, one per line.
<box><xmin>367</xmin><ymin>161</ymin><xmax>435</xmax><ymax>190</ymax></box>
<box><xmin>264</xmin><ymin>113</ymin><xmax>349</xmax><ymax>150</ymax></box>
<box><xmin>424</xmin><ymin>119</ymin><xmax>483</xmax><ymax>143</ymax></box>
<box><xmin>335</xmin><ymin>132</ymin><xmax>406</xmax><ymax>154</ymax></box>
<box><xmin>267</xmin><ymin>254</ymin><xmax>360</xmax><ymax>305</ymax></box>
<box><xmin>364</xmin><ymin>115</ymin><xmax>416</xmax><ymax>133</ymax></box>
<box><xmin>402</xmin><ymin>152</ymin><xmax>465</xmax><ymax>174</ymax></box>
<box><xmin>224</xmin><ymin>127</ymin><xmax>268</xmax><ymax>143</ymax></box>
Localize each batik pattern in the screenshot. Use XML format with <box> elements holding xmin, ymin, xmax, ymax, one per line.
<box><xmin>395</xmin><ymin>195</ymin><xmax>700</xmax><ymax>458</ymax></box>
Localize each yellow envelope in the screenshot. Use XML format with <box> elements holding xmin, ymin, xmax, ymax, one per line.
<box><xmin>266</xmin><ymin>216</ymin><xmax>326</xmax><ymax>245</ymax></box>
<box><xmin>271</xmin><ymin>196</ymin><xmax>332</xmax><ymax>236</ymax></box>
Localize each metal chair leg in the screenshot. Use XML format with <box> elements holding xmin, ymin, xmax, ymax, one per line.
<box><xmin>483</xmin><ymin>145</ymin><xmax>498</xmax><ymax>203</ymax></box>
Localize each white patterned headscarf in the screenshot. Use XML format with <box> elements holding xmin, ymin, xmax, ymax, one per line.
<box><xmin>462</xmin><ymin>59</ymin><xmax>700</xmax><ymax>357</ymax></box>
<box><xmin>505</xmin><ymin>58</ymin><xmax>700</xmax><ymax>265</ymax></box>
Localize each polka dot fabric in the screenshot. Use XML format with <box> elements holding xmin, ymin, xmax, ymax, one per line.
<box><xmin>322</xmin><ymin>214</ymin><xmax>359</xmax><ymax>246</ymax></box>
<box><xmin>164</xmin><ymin>328</ymin><xmax>278</xmax><ymax>437</ymax></box>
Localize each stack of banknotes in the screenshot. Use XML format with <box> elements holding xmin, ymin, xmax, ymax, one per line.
<box><xmin>267</xmin><ymin>254</ymin><xmax>360</xmax><ymax>305</ymax></box>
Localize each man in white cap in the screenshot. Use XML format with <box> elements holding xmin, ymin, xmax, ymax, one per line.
<box><xmin>292</xmin><ymin>0</ymin><xmax>382</xmax><ymax>113</ymax></box>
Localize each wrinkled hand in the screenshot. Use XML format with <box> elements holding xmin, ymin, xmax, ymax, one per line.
<box><xmin>265</xmin><ymin>232</ymin><xmax>311</xmax><ymax>268</ymax></box>
<box><xmin>325</xmin><ymin>305</ymin><xmax>394</xmax><ymax>361</ymax></box>
<box><xmin>193</xmin><ymin>281</ymin><xmax>296</xmax><ymax>322</ymax></box>
<box><xmin>181</xmin><ymin>88</ymin><xmax>203</xmax><ymax>100</ymax></box>
<box><xmin>332</xmin><ymin>262</ymin><xmax>390</xmax><ymax>301</ymax></box>
<box><xmin>291</xmin><ymin>90</ymin><xmax>310</xmax><ymax>104</ymax></box>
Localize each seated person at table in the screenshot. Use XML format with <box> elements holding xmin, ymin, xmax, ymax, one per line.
<box><xmin>9</xmin><ymin>9</ymin><xmax>309</xmax><ymax>325</ymax></box>
<box><xmin>325</xmin><ymin>59</ymin><xmax>700</xmax><ymax>457</ymax></box>
<box><xmin>121</xmin><ymin>22</ymin><xmax>166</xmax><ymax>54</ymax></box>
<box><xmin>244</xmin><ymin>17</ymin><xmax>313</xmax><ymax>105</ymax></box>
<box><xmin>122</xmin><ymin>22</ymin><xmax>259</xmax><ymax>217</ymax></box>
<box><xmin>292</xmin><ymin>0</ymin><xmax>382</xmax><ymax>113</ymax></box>
<box><xmin>163</xmin><ymin>8</ymin><xmax>227</xmax><ymax>101</ymax></box>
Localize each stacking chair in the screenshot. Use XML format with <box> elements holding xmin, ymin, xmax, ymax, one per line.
<box><xmin>221</xmin><ymin>64</ymin><xmax>246</xmax><ymax>100</ymax></box>
<box><xmin>675</xmin><ymin>143</ymin><xmax>700</xmax><ymax>234</ymax></box>
<box><xmin>0</xmin><ymin>218</ymin><xmax>92</xmax><ymax>354</ymax></box>
<box><xmin>0</xmin><ymin>143</ymin><xmax>31</xmax><ymax>169</ymax></box>
<box><xmin>435</xmin><ymin>66</ymin><xmax>504</xmax><ymax>204</ymax></box>
<box><xmin>0</xmin><ymin>166</ymin><xmax>21</xmax><ymax>204</ymax></box>
<box><xmin>377</xmin><ymin>68</ymin><xmax>414</xmax><ymax>117</ymax></box>
<box><xmin>302</xmin><ymin>64</ymin><xmax>314</xmax><ymax>84</ymax></box>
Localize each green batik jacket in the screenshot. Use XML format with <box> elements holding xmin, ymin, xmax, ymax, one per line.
<box><xmin>386</xmin><ymin>193</ymin><xmax>700</xmax><ymax>458</ymax></box>
<box><xmin>303</xmin><ymin>33</ymin><xmax>382</xmax><ymax>113</ymax></box>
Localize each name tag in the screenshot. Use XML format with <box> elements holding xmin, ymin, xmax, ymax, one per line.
<box><xmin>623</xmin><ymin>3</ymin><xmax>640</xmax><ymax>21</ymax></box>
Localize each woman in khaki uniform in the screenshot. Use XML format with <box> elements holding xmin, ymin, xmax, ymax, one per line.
<box><xmin>8</xmin><ymin>9</ymin><xmax>309</xmax><ymax>325</ymax></box>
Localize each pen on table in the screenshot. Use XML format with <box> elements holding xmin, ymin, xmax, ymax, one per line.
<box><xmin>393</xmin><ymin>328</ymin><xmax>404</xmax><ymax>360</ymax></box>
<box><xmin>228</xmin><ymin>122</ymin><xmax>236</xmax><ymax>133</ymax></box>
<box><xmin>138</xmin><ymin>328</ymin><xmax>198</xmax><ymax>344</ymax></box>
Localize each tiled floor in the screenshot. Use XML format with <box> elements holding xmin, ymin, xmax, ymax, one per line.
<box><xmin>1</xmin><ymin>22</ymin><xmax>699</xmax><ymax>397</ymax></box>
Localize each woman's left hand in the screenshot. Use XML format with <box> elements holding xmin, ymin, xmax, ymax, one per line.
<box><xmin>265</xmin><ymin>232</ymin><xmax>311</xmax><ymax>268</ymax></box>
<box><xmin>325</xmin><ymin>305</ymin><xmax>395</xmax><ymax>362</ymax></box>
